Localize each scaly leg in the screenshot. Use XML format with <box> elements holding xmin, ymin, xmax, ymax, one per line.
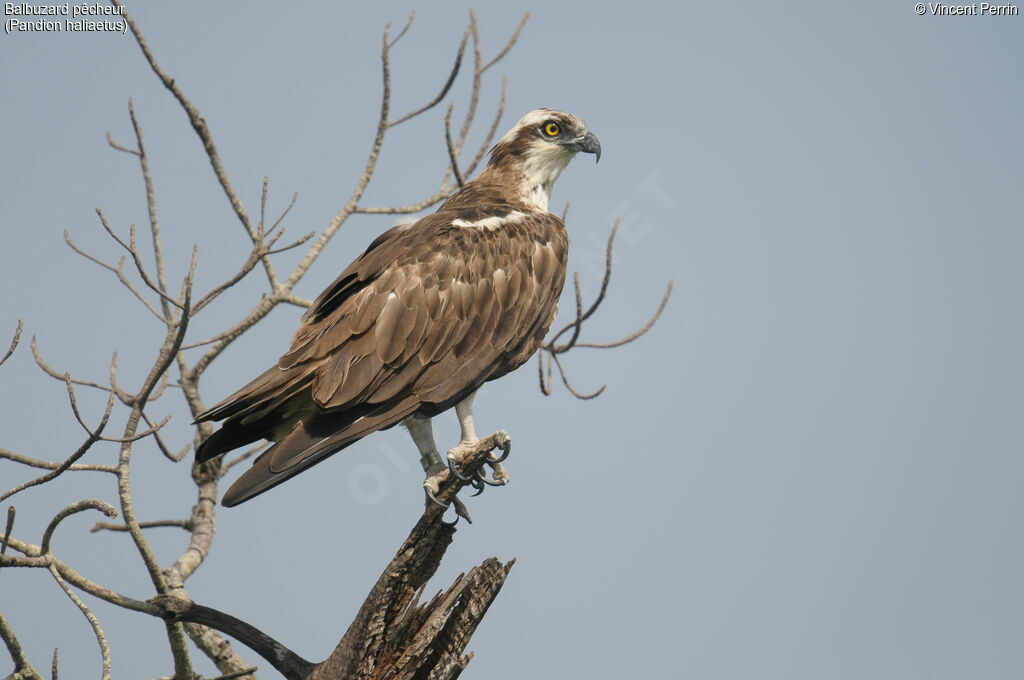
<box><xmin>446</xmin><ymin>392</ymin><xmax>510</xmax><ymax>486</ymax></box>
<box><xmin>404</xmin><ymin>416</ymin><xmax>447</xmax><ymax>500</ymax></box>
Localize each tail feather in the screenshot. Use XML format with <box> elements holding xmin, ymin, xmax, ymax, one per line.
<box><xmin>221</xmin><ymin>396</ymin><xmax>420</xmax><ymax>506</ymax></box>
<box><xmin>194</xmin><ymin>418</ymin><xmax>273</xmax><ymax>462</ymax></box>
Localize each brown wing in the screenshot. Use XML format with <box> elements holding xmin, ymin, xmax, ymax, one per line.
<box><xmin>195</xmin><ymin>208</ymin><xmax>567</xmax><ymax>506</ymax></box>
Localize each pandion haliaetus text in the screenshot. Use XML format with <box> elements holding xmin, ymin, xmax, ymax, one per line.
<box><xmin>195</xmin><ymin>109</ymin><xmax>601</xmax><ymax>506</ymax></box>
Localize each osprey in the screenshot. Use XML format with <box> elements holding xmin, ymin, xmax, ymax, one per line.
<box><xmin>195</xmin><ymin>109</ymin><xmax>601</xmax><ymax>506</ymax></box>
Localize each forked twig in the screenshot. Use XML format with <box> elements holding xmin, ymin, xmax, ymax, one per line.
<box><xmin>538</xmin><ymin>220</ymin><xmax>673</xmax><ymax>398</ymax></box>
<box><xmin>0</xmin><ymin>392</ymin><xmax>115</xmax><ymax>503</ymax></box>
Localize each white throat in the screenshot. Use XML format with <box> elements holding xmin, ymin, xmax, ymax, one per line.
<box><xmin>517</xmin><ymin>140</ymin><xmax>574</xmax><ymax>211</ymax></box>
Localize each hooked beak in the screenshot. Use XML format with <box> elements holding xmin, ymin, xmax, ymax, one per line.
<box><xmin>578</xmin><ymin>131</ymin><xmax>601</xmax><ymax>163</ymax></box>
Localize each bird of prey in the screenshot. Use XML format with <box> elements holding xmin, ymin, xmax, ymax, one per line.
<box><xmin>195</xmin><ymin>108</ymin><xmax>601</xmax><ymax>507</ymax></box>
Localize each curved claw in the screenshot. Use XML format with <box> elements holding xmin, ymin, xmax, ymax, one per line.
<box><xmin>448</xmin><ymin>456</ymin><xmax>473</xmax><ymax>481</ymax></box>
<box><xmin>425</xmin><ymin>486</ymin><xmax>448</xmax><ymax>508</ymax></box>
<box><xmin>476</xmin><ymin>467</ymin><xmax>507</xmax><ymax>486</ymax></box>
<box><xmin>487</xmin><ymin>440</ymin><xmax>511</xmax><ymax>464</ymax></box>
<box><xmin>469</xmin><ymin>477</ymin><xmax>485</xmax><ymax>496</ymax></box>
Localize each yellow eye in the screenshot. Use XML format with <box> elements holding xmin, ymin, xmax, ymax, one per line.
<box><xmin>544</xmin><ymin>122</ymin><xmax>561</xmax><ymax>136</ymax></box>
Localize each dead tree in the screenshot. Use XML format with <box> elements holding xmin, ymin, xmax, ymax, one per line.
<box><xmin>0</xmin><ymin>4</ymin><xmax>670</xmax><ymax>679</ymax></box>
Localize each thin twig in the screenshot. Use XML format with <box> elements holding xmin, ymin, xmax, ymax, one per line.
<box><xmin>547</xmin><ymin>221</ymin><xmax>621</xmax><ymax>352</ymax></box>
<box><xmin>1</xmin><ymin>506</ymin><xmax>14</xmax><ymax>564</ymax></box>
<box><xmin>2</xmin><ymin>534</ymin><xmax>160</xmax><ymax>615</ymax></box>
<box><xmin>0</xmin><ymin>612</ymin><xmax>42</xmax><ymax>680</ymax></box>
<box><xmin>0</xmin><ymin>320</ymin><xmax>23</xmax><ymax>368</ymax></box>
<box><xmin>63</xmin><ymin>230</ymin><xmax>168</xmax><ymax>323</ymax></box>
<box><xmin>223</xmin><ymin>443</ymin><xmax>266</xmax><ymax>472</ymax></box>
<box><xmin>142</xmin><ymin>411</ymin><xmax>190</xmax><ymax>462</ymax></box>
<box><xmin>117</xmin><ymin>1</ymin><xmax>255</xmax><ymax>242</ymax></box>
<box><xmin>40</xmin><ymin>500</ymin><xmax>118</xmax><ymax>555</ymax></box>
<box><xmin>0</xmin><ymin>394</ymin><xmax>115</xmax><ymax>503</ymax></box>
<box><xmin>463</xmin><ymin>76</ymin><xmax>508</xmax><ymax>177</ymax></box>
<box><xmin>444</xmin><ymin>104</ymin><xmax>465</xmax><ymax>188</ymax></box>
<box><xmin>47</xmin><ymin>563</ymin><xmax>111</xmax><ymax>680</ymax></box>
<box><xmin>95</xmin><ymin>209</ymin><xmax>182</xmax><ymax>311</ymax></box>
<box><xmin>548</xmin><ymin>352</ymin><xmax>605</xmax><ymax>400</ymax></box>
<box><xmin>480</xmin><ymin>12</ymin><xmax>530</xmax><ymax>73</ymax></box>
<box><xmin>105</xmin><ymin>131</ymin><xmax>140</xmax><ymax>156</ymax></box>
<box><xmin>570</xmin><ymin>281</ymin><xmax>673</xmax><ymax>349</ymax></box>
<box><xmin>388</xmin><ymin>26</ymin><xmax>468</xmax><ymax>127</ymax></box>
<box><xmin>91</xmin><ymin>519</ymin><xmax>192</xmax><ymax>534</ymax></box>
<box><xmin>0</xmin><ymin>450</ymin><xmax>116</xmax><ymax>474</ymax></box>
<box><xmin>30</xmin><ymin>337</ymin><xmax>116</xmax><ymax>396</ymax></box>
<box><xmin>354</xmin><ymin>185</ymin><xmax>455</xmax><ymax>215</ymax></box>
<box><xmin>126</xmin><ymin>99</ymin><xmax>172</xmax><ymax>319</ymax></box>
<box><xmin>387</xmin><ymin>10</ymin><xmax>415</xmax><ymax>48</ymax></box>
<box><xmin>208</xmin><ymin>668</ymin><xmax>259</xmax><ymax>680</ymax></box>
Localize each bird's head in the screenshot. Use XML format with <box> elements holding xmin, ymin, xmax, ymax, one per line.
<box><xmin>485</xmin><ymin>108</ymin><xmax>601</xmax><ymax>211</ymax></box>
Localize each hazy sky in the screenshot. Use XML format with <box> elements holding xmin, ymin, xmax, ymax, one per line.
<box><xmin>2</xmin><ymin>2</ymin><xmax>1022</xmax><ymax>678</ymax></box>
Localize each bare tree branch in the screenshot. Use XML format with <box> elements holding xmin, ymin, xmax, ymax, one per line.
<box><xmin>150</xmin><ymin>437</ymin><xmax>514</xmax><ymax>680</ymax></box>
<box><xmin>150</xmin><ymin>596</ymin><xmax>314</xmax><ymax>680</ymax></box>
<box><xmin>47</xmin><ymin>563</ymin><xmax>111</xmax><ymax>680</ymax></box>
<box><xmin>40</xmin><ymin>499</ymin><xmax>118</xmax><ymax>555</ymax></box>
<box><xmin>115</xmin><ymin>0</ymin><xmax>255</xmax><ymax>244</ymax></box>
<box><xmin>0</xmin><ymin>612</ymin><xmax>43</xmax><ymax>680</ymax></box>
<box><xmin>1</xmin><ymin>506</ymin><xmax>14</xmax><ymax>564</ymax></box>
<box><xmin>63</xmin><ymin>230</ymin><xmax>169</xmax><ymax>324</ymax></box>
<box><xmin>2</xmin><ymin>534</ymin><xmax>161</xmax><ymax>615</ymax></box>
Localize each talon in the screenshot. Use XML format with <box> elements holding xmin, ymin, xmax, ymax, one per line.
<box><xmin>425</xmin><ymin>486</ymin><xmax>448</xmax><ymax>508</ymax></box>
<box><xmin>488</xmin><ymin>436</ymin><xmax>512</xmax><ymax>463</ymax></box>
<box><xmin>448</xmin><ymin>455</ymin><xmax>473</xmax><ymax>481</ymax></box>
<box><xmin>477</xmin><ymin>470</ymin><xmax>507</xmax><ymax>487</ymax></box>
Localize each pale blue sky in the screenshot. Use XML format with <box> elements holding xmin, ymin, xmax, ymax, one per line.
<box><xmin>2</xmin><ymin>2</ymin><xmax>1022</xmax><ymax>678</ymax></box>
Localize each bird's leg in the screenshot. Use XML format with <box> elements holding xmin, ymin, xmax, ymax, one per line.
<box><xmin>446</xmin><ymin>392</ymin><xmax>510</xmax><ymax>487</ymax></box>
<box><xmin>404</xmin><ymin>416</ymin><xmax>448</xmax><ymax>505</ymax></box>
